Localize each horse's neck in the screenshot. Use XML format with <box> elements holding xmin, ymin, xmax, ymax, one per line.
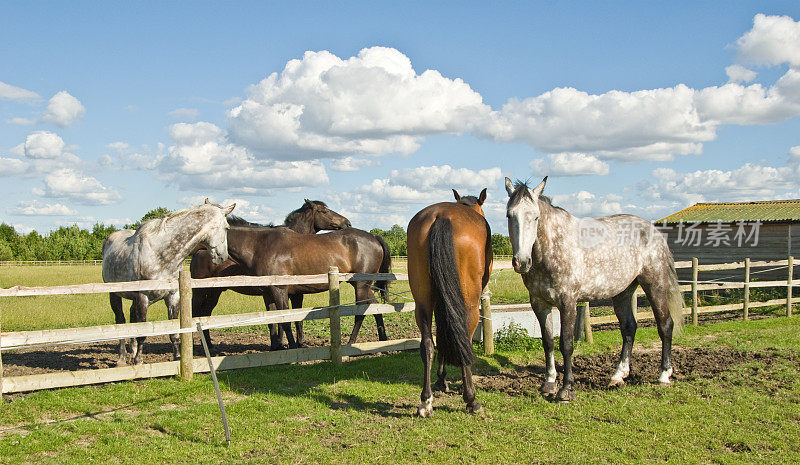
<box><xmin>533</xmin><ymin>199</ymin><xmax>576</xmax><ymax>267</ymax></box>
<box><xmin>285</xmin><ymin>210</ymin><xmax>317</xmax><ymax>234</ymax></box>
<box><xmin>139</xmin><ymin>218</ymin><xmax>208</xmax><ymax>277</ymax></box>
<box><xmin>225</xmin><ymin>227</ymin><xmax>259</xmax><ymax>269</ymax></box>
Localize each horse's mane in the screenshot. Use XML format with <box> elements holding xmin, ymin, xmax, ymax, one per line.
<box><xmin>227</xmin><ymin>214</ymin><xmax>274</xmax><ymax>229</ymax></box>
<box><xmin>456</xmin><ymin>196</ymin><xmax>480</xmax><ymax>206</ymax></box>
<box><xmin>138</xmin><ymin>205</ymin><xmax>205</xmax><ymax>235</ymax></box>
<box><xmin>284</xmin><ymin>200</ymin><xmax>327</xmax><ymax>225</ymax></box>
<box><xmin>509</xmin><ymin>180</ymin><xmax>567</xmax><ymax>215</ymax></box>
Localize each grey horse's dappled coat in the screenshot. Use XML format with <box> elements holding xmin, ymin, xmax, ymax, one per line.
<box><xmin>505</xmin><ymin>177</ymin><xmax>682</xmax><ymax>402</ymax></box>
<box><xmin>102</xmin><ymin>201</ymin><xmax>234</xmax><ymax>365</ymax></box>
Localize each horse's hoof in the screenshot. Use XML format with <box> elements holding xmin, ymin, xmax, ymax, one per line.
<box><xmin>432</xmin><ymin>381</ymin><xmax>449</xmax><ymax>393</ymax></box>
<box><xmin>608</xmin><ymin>378</ymin><xmax>626</xmax><ymax>388</ymax></box>
<box><xmin>115</xmin><ymin>359</ymin><xmax>127</xmax><ymax>367</ymax></box>
<box><xmin>555</xmin><ymin>387</ymin><xmax>576</xmax><ymax>403</ymax></box>
<box><xmin>540</xmin><ymin>381</ymin><xmax>558</xmax><ymax>396</ymax></box>
<box><xmin>467</xmin><ymin>402</ymin><xmax>484</xmax><ymax>415</ymax></box>
<box><xmin>270</xmin><ymin>344</ymin><xmax>287</xmax><ymax>351</ymax></box>
<box><xmin>296</xmin><ymin>341</ymin><xmax>309</xmax><ymax>348</ymax></box>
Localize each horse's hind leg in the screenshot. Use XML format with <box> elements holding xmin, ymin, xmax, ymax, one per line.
<box><xmin>193</xmin><ymin>288</ymin><xmax>222</xmax><ymax>355</ymax></box>
<box><xmin>639</xmin><ymin>275</ymin><xmax>675</xmax><ymax>385</ymax></box>
<box><xmin>416</xmin><ymin>304</ymin><xmax>435</xmax><ymax>417</ymax></box>
<box><xmin>289</xmin><ymin>294</ymin><xmax>307</xmax><ymax>348</ymax></box>
<box><xmin>110</xmin><ymin>293</ymin><xmax>128</xmax><ymax>366</ymax></box>
<box><xmin>532</xmin><ymin>299</ymin><xmax>558</xmax><ymax>397</ymax></box>
<box><xmin>433</xmin><ymin>357</ymin><xmax>448</xmax><ymax>392</ymax></box>
<box><xmin>348</xmin><ymin>282</ymin><xmax>387</xmax><ymax>344</ymax></box>
<box><xmin>609</xmin><ymin>281</ymin><xmax>639</xmax><ymax>387</ymax></box>
<box><xmin>130</xmin><ymin>294</ymin><xmax>149</xmax><ymax>365</ymax></box>
<box><xmin>165</xmin><ymin>291</ymin><xmax>180</xmax><ymax>360</ymax></box>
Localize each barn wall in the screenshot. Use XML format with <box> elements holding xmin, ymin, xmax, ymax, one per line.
<box><xmin>660</xmin><ymin>222</ymin><xmax>796</xmax><ymax>282</ymax></box>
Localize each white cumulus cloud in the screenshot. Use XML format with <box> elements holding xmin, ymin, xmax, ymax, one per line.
<box><xmin>0</xmin><ymin>81</ymin><xmax>40</xmax><ymax>101</ymax></box>
<box><xmin>725</xmin><ymin>64</ymin><xmax>757</xmax><ymax>83</ymax></box>
<box><xmin>530</xmin><ymin>152</ymin><xmax>610</xmax><ymax>176</ymax></box>
<box><xmin>159</xmin><ymin>121</ymin><xmax>329</xmax><ymax>193</ymax></box>
<box><xmin>227</xmin><ymin>47</ymin><xmax>489</xmax><ymax>160</ymax></box>
<box><xmin>736</xmin><ymin>14</ymin><xmax>800</xmax><ymax>67</ymax></box>
<box><xmin>42</xmin><ymin>91</ymin><xmax>86</xmax><ymax>127</ymax></box>
<box><xmin>39</xmin><ymin>169</ymin><xmax>121</xmax><ymax>205</ymax></box>
<box><xmin>329</xmin><ymin>156</ymin><xmax>381</xmax><ymax>172</ymax></box>
<box><xmin>11</xmin><ymin>200</ymin><xmax>77</xmax><ymax>216</ymax></box>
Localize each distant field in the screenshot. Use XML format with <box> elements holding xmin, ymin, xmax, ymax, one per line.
<box><xmin>0</xmin><ymin>263</ymin><xmax>531</xmax><ymax>333</ymax></box>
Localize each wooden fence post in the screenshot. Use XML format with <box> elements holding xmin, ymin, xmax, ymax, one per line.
<box><xmin>328</xmin><ymin>266</ymin><xmax>342</xmax><ymax>365</ymax></box>
<box><xmin>691</xmin><ymin>257</ymin><xmax>699</xmax><ymax>325</ymax></box>
<box><xmin>481</xmin><ymin>293</ymin><xmax>493</xmax><ymax>355</ymax></box>
<box><xmin>788</xmin><ymin>256</ymin><xmax>794</xmax><ymax>317</ymax></box>
<box><xmin>743</xmin><ymin>258</ymin><xmax>750</xmax><ymax>321</ymax></box>
<box><xmin>584</xmin><ymin>302</ymin><xmax>594</xmax><ymax>344</ymax></box>
<box><xmin>179</xmin><ymin>270</ymin><xmax>193</xmax><ymax>381</ymax></box>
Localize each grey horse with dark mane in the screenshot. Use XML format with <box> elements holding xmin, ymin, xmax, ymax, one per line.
<box><xmin>102</xmin><ymin>199</ymin><xmax>235</xmax><ymax>365</ymax></box>
<box><xmin>504</xmin><ymin>177</ymin><xmax>683</xmax><ymax>402</ymax></box>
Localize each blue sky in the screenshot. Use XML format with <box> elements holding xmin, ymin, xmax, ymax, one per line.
<box><xmin>2</xmin><ymin>1</ymin><xmax>800</xmax><ymax>234</ymax></box>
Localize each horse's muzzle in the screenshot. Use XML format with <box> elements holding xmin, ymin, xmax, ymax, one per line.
<box><xmin>512</xmin><ymin>256</ymin><xmax>531</xmax><ymax>274</ymax></box>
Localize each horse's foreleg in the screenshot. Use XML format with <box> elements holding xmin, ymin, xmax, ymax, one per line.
<box><xmin>532</xmin><ymin>300</ymin><xmax>558</xmax><ymax>397</ymax></box>
<box><xmin>556</xmin><ymin>299</ymin><xmax>578</xmax><ymax>403</ymax></box>
<box><xmin>610</xmin><ymin>283</ymin><xmax>639</xmax><ymax>387</ymax></box>
<box><xmin>110</xmin><ymin>293</ymin><xmax>128</xmax><ymax>366</ymax></box>
<box><xmin>267</xmin><ymin>287</ymin><xmax>296</xmax><ymax>349</ymax></box>
<box><xmin>165</xmin><ymin>292</ymin><xmax>180</xmax><ymax>360</ymax></box>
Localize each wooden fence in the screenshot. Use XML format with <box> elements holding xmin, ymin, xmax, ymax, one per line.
<box><xmin>0</xmin><ymin>257</ymin><xmax>796</xmax><ymax>396</ymax></box>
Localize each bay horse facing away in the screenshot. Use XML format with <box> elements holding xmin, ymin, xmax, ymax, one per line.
<box><xmin>407</xmin><ymin>189</ymin><xmax>492</xmax><ymax>417</ymax></box>
<box><xmin>191</xmin><ymin>201</ymin><xmax>391</xmax><ymax>351</ymax></box>
<box><xmin>504</xmin><ymin>177</ymin><xmax>683</xmax><ymax>402</ymax></box>
<box><xmin>102</xmin><ymin>200</ymin><xmax>235</xmax><ymax>365</ymax></box>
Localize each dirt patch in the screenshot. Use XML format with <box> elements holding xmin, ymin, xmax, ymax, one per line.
<box><xmin>0</xmin><ymin>326</ymin><xmax>392</xmax><ymax>377</ymax></box>
<box><xmin>474</xmin><ymin>346</ymin><xmax>798</xmax><ymax>395</ymax></box>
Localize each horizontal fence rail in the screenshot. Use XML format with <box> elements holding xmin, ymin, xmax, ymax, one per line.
<box><xmin>0</xmin><ymin>256</ymin><xmax>796</xmax><ymax>395</ymax></box>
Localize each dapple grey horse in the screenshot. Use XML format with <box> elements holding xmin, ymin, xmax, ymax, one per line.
<box><xmin>505</xmin><ymin>177</ymin><xmax>683</xmax><ymax>402</ymax></box>
<box><xmin>102</xmin><ymin>200</ymin><xmax>235</xmax><ymax>365</ymax></box>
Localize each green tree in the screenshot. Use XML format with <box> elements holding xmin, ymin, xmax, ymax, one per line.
<box><xmin>126</xmin><ymin>207</ymin><xmax>172</xmax><ymax>229</ymax></box>
<box><xmin>491</xmin><ymin>234</ymin><xmax>513</xmax><ymax>256</ymax></box>
<box><xmin>369</xmin><ymin>224</ymin><xmax>407</xmax><ymax>256</ymax></box>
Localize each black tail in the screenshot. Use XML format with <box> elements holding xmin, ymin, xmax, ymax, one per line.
<box><xmin>428</xmin><ymin>217</ymin><xmax>475</xmax><ymax>367</ymax></box>
<box><xmin>374</xmin><ymin>235</ymin><xmax>392</xmax><ymax>303</ymax></box>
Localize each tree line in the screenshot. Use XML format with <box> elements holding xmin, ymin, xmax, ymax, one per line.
<box><xmin>0</xmin><ymin>209</ymin><xmax>513</xmax><ymax>261</ymax></box>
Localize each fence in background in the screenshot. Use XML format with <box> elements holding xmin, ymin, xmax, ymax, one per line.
<box><xmin>0</xmin><ymin>256</ymin><xmax>795</xmax><ymax>396</ymax></box>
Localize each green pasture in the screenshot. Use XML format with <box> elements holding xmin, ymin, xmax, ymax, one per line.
<box><xmin>0</xmin><ymin>313</ymin><xmax>799</xmax><ymax>463</ymax></box>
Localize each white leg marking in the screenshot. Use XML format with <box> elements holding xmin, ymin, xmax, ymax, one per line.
<box><xmin>610</xmin><ymin>360</ymin><xmax>630</xmax><ymax>383</ymax></box>
<box><xmin>546</xmin><ymin>353</ymin><xmax>557</xmax><ymax>383</ymax></box>
<box><xmin>658</xmin><ymin>367</ymin><xmax>673</xmax><ymax>385</ymax></box>
<box><xmin>417</xmin><ymin>396</ymin><xmax>433</xmax><ymax>418</ymax></box>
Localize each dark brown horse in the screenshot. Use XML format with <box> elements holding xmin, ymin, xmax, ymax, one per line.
<box><xmin>407</xmin><ymin>188</ymin><xmax>492</xmax><ymax>417</ymax></box>
<box><xmin>191</xmin><ymin>201</ymin><xmax>391</xmax><ymax>351</ymax></box>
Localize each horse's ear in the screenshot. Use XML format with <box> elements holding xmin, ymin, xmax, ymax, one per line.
<box><xmin>532</xmin><ymin>176</ymin><xmax>548</xmax><ymax>197</ymax></box>
<box><xmin>304</xmin><ymin>198</ymin><xmax>313</xmax><ymax>206</ymax></box>
<box><xmin>504</xmin><ymin>177</ymin><xmax>514</xmax><ymax>196</ymax></box>
<box><xmin>224</xmin><ymin>203</ymin><xmax>236</xmax><ymax>216</ymax></box>
<box><xmin>204</xmin><ymin>198</ymin><xmax>211</xmax><ymax>204</ymax></box>
<box><xmin>478</xmin><ymin>188</ymin><xmax>487</xmax><ymax>205</ymax></box>
<box><xmin>452</xmin><ymin>189</ymin><xmax>461</xmax><ymax>202</ymax></box>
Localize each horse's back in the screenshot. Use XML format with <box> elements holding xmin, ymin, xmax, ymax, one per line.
<box><xmin>408</xmin><ymin>203</ymin><xmax>491</xmax><ymax>305</ymax></box>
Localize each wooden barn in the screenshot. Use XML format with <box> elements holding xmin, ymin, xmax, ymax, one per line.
<box><xmin>657</xmin><ymin>199</ymin><xmax>800</xmax><ymax>281</ymax></box>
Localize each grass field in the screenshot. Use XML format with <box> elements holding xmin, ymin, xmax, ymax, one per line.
<box><xmin>0</xmin><ymin>315</ymin><xmax>799</xmax><ymax>463</ymax></box>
